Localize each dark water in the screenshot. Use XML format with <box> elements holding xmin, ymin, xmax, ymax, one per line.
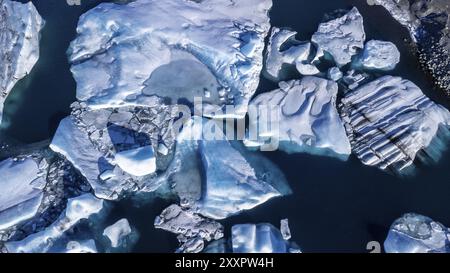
<box><xmin>1</xmin><ymin>0</ymin><xmax>449</xmax><ymax>253</ymax></box>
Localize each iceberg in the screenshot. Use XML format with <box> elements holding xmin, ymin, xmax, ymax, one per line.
<box><xmin>340</xmin><ymin>76</ymin><xmax>450</xmax><ymax>173</ymax></box>
<box><xmin>327</xmin><ymin>67</ymin><xmax>343</xmax><ymax>81</ymax></box>
<box><xmin>0</xmin><ymin>0</ymin><xmax>44</xmax><ymax>124</ymax></box>
<box><xmin>384</xmin><ymin>213</ymin><xmax>450</xmax><ymax>253</ymax></box>
<box><xmin>64</xmin><ymin>240</ymin><xmax>97</xmax><ymax>253</ymax></box>
<box><xmin>167</xmin><ymin>117</ymin><xmax>291</xmax><ymax>220</ymax></box>
<box><xmin>5</xmin><ymin>193</ymin><xmax>105</xmax><ymax>253</ymax></box>
<box><xmin>354</xmin><ymin>40</ymin><xmax>400</xmax><ymax>71</ymax></box>
<box><xmin>50</xmin><ymin>102</ymin><xmax>178</xmax><ymax>200</ymax></box>
<box><xmin>264</xmin><ymin>27</ymin><xmax>318</xmax><ymax>81</ymax></box>
<box><xmin>154</xmin><ymin>204</ymin><xmax>224</xmax><ymax>253</ymax></box>
<box><xmin>68</xmin><ymin>0</ymin><xmax>272</xmax><ymax>118</ymax></box>
<box><xmin>231</xmin><ymin>223</ymin><xmax>300</xmax><ymax>253</ymax></box>
<box><xmin>0</xmin><ymin>157</ymin><xmax>46</xmax><ymax>231</ymax></box>
<box><xmin>311</xmin><ymin>7</ymin><xmax>365</xmax><ymax>67</ymax></box>
<box><xmin>247</xmin><ymin>77</ymin><xmax>351</xmax><ymax>159</ymax></box>
<box><xmin>103</xmin><ymin>218</ymin><xmax>132</xmax><ymax>248</ymax></box>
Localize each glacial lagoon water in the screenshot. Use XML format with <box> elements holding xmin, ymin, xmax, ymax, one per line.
<box><xmin>1</xmin><ymin>0</ymin><xmax>449</xmax><ymax>252</ymax></box>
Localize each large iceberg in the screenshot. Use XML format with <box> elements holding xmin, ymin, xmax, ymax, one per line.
<box><xmin>0</xmin><ymin>0</ymin><xmax>44</xmax><ymax>124</ymax></box>
<box><xmin>311</xmin><ymin>7</ymin><xmax>365</xmax><ymax>67</ymax></box>
<box><xmin>353</xmin><ymin>40</ymin><xmax>400</xmax><ymax>71</ymax></box>
<box><xmin>0</xmin><ymin>158</ymin><xmax>46</xmax><ymax>231</ymax></box>
<box><xmin>154</xmin><ymin>204</ymin><xmax>224</xmax><ymax>253</ymax></box>
<box><xmin>5</xmin><ymin>193</ymin><xmax>105</xmax><ymax>253</ymax></box>
<box><xmin>246</xmin><ymin>77</ymin><xmax>351</xmax><ymax>159</ymax></box>
<box><xmin>231</xmin><ymin>223</ymin><xmax>300</xmax><ymax>253</ymax></box>
<box><xmin>168</xmin><ymin>117</ymin><xmax>291</xmax><ymax>220</ymax></box>
<box><xmin>384</xmin><ymin>213</ymin><xmax>450</xmax><ymax>253</ymax></box>
<box><xmin>50</xmin><ymin>101</ymin><xmax>178</xmax><ymax>200</ymax></box>
<box><xmin>68</xmin><ymin>0</ymin><xmax>272</xmax><ymax>118</ymax></box>
<box><xmin>340</xmin><ymin>76</ymin><xmax>450</xmax><ymax>173</ymax></box>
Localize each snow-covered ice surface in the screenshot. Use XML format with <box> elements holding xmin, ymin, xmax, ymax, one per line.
<box><xmin>232</xmin><ymin>223</ymin><xmax>300</xmax><ymax>253</ymax></box>
<box><xmin>5</xmin><ymin>193</ymin><xmax>105</xmax><ymax>253</ymax></box>
<box><xmin>68</xmin><ymin>0</ymin><xmax>272</xmax><ymax>118</ymax></box>
<box><xmin>64</xmin><ymin>240</ymin><xmax>97</xmax><ymax>253</ymax></box>
<box><xmin>311</xmin><ymin>7</ymin><xmax>365</xmax><ymax>67</ymax></box>
<box><xmin>247</xmin><ymin>77</ymin><xmax>351</xmax><ymax>159</ymax></box>
<box><xmin>264</xmin><ymin>27</ymin><xmax>318</xmax><ymax>81</ymax></box>
<box><xmin>340</xmin><ymin>76</ymin><xmax>450</xmax><ymax>173</ymax></box>
<box><xmin>103</xmin><ymin>218</ymin><xmax>132</xmax><ymax>248</ymax></box>
<box><xmin>50</xmin><ymin>101</ymin><xmax>178</xmax><ymax>200</ymax></box>
<box><xmin>384</xmin><ymin>213</ymin><xmax>450</xmax><ymax>253</ymax></box>
<box><xmin>0</xmin><ymin>158</ymin><xmax>45</xmax><ymax>230</ymax></box>
<box><xmin>154</xmin><ymin>204</ymin><xmax>224</xmax><ymax>253</ymax></box>
<box><xmin>0</xmin><ymin>0</ymin><xmax>44</xmax><ymax>124</ymax></box>
<box><xmin>168</xmin><ymin>117</ymin><xmax>291</xmax><ymax>220</ymax></box>
<box><xmin>354</xmin><ymin>40</ymin><xmax>400</xmax><ymax>71</ymax></box>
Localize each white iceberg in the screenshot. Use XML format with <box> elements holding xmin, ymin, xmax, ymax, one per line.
<box><xmin>340</xmin><ymin>76</ymin><xmax>450</xmax><ymax>173</ymax></box>
<box><xmin>232</xmin><ymin>223</ymin><xmax>300</xmax><ymax>253</ymax></box>
<box><xmin>384</xmin><ymin>213</ymin><xmax>450</xmax><ymax>253</ymax></box>
<box><xmin>5</xmin><ymin>193</ymin><xmax>105</xmax><ymax>253</ymax></box>
<box><xmin>103</xmin><ymin>218</ymin><xmax>132</xmax><ymax>248</ymax></box>
<box><xmin>114</xmin><ymin>146</ymin><xmax>156</xmax><ymax>177</ymax></box>
<box><xmin>311</xmin><ymin>7</ymin><xmax>365</xmax><ymax>67</ymax></box>
<box><xmin>247</xmin><ymin>77</ymin><xmax>351</xmax><ymax>159</ymax></box>
<box><xmin>0</xmin><ymin>158</ymin><xmax>46</xmax><ymax>230</ymax></box>
<box><xmin>64</xmin><ymin>240</ymin><xmax>97</xmax><ymax>253</ymax></box>
<box><xmin>264</xmin><ymin>27</ymin><xmax>317</xmax><ymax>81</ymax></box>
<box><xmin>154</xmin><ymin>204</ymin><xmax>224</xmax><ymax>253</ymax></box>
<box><xmin>0</xmin><ymin>0</ymin><xmax>44</xmax><ymax>124</ymax></box>
<box><xmin>354</xmin><ymin>40</ymin><xmax>400</xmax><ymax>71</ymax></box>
<box><xmin>68</xmin><ymin>0</ymin><xmax>272</xmax><ymax>118</ymax></box>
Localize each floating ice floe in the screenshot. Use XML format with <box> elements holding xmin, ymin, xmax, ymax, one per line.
<box><xmin>0</xmin><ymin>158</ymin><xmax>46</xmax><ymax>231</ymax></box>
<box><xmin>384</xmin><ymin>213</ymin><xmax>450</xmax><ymax>253</ymax></box>
<box><xmin>354</xmin><ymin>40</ymin><xmax>400</xmax><ymax>71</ymax></box>
<box><xmin>246</xmin><ymin>76</ymin><xmax>351</xmax><ymax>159</ymax></box>
<box><xmin>168</xmin><ymin>117</ymin><xmax>291</xmax><ymax>220</ymax></box>
<box><xmin>154</xmin><ymin>204</ymin><xmax>224</xmax><ymax>253</ymax></box>
<box><xmin>232</xmin><ymin>223</ymin><xmax>301</xmax><ymax>253</ymax></box>
<box><xmin>68</xmin><ymin>0</ymin><xmax>272</xmax><ymax>118</ymax></box>
<box><xmin>50</xmin><ymin>102</ymin><xmax>178</xmax><ymax>200</ymax></box>
<box><xmin>327</xmin><ymin>67</ymin><xmax>343</xmax><ymax>81</ymax></box>
<box><xmin>264</xmin><ymin>27</ymin><xmax>319</xmax><ymax>81</ymax></box>
<box><xmin>340</xmin><ymin>76</ymin><xmax>450</xmax><ymax>173</ymax></box>
<box><xmin>64</xmin><ymin>240</ymin><xmax>97</xmax><ymax>253</ymax></box>
<box><xmin>5</xmin><ymin>193</ymin><xmax>105</xmax><ymax>253</ymax></box>
<box><xmin>103</xmin><ymin>218</ymin><xmax>132</xmax><ymax>248</ymax></box>
<box><xmin>312</xmin><ymin>7</ymin><xmax>366</xmax><ymax>67</ymax></box>
<box><xmin>0</xmin><ymin>0</ymin><xmax>44</xmax><ymax>124</ymax></box>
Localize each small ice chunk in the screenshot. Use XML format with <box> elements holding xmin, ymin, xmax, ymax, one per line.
<box><xmin>115</xmin><ymin>145</ymin><xmax>156</xmax><ymax>177</ymax></box>
<box><xmin>0</xmin><ymin>158</ymin><xmax>46</xmax><ymax>230</ymax></box>
<box><xmin>327</xmin><ymin>67</ymin><xmax>343</xmax><ymax>81</ymax></box>
<box><xmin>312</xmin><ymin>7</ymin><xmax>366</xmax><ymax>67</ymax></box>
<box><xmin>280</xmin><ymin>219</ymin><xmax>291</xmax><ymax>240</ymax></box>
<box><xmin>354</xmin><ymin>40</ymin><xmax>400</xmax><ymax>71</ymax></box>
<box><xmin>64</xmin><ymin>240</ymin><xmax>98</xmax><ymax>253</ymax></box>
<box><xmin>103</xmin><ymin>218</ymin><xmax>132</xmax><ymax>248</ymax></box>
<box><xmin>384</xmin><ymin>213</ymin><xmax>450</xmax><ymax>253</ymax></box>
<box><xmin>154</xmin><ymin>204</ymin><xmax>224</xmax><ymax>253</ymax></box>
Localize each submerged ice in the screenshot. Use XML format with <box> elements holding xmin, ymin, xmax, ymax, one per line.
<box><xmin>0</xmin><ymin>0</ymin><xmax>44</xmax><ymax>124</ymax></box>
<box><xmin>384</xmin><ymin>213</ymin><xmax>450</xmax><ymax>253</ymax></box>
<box><xmin>68</xmin><ymin>0</ymin><xmax>272</xmax><ymax>118</ymax></box>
